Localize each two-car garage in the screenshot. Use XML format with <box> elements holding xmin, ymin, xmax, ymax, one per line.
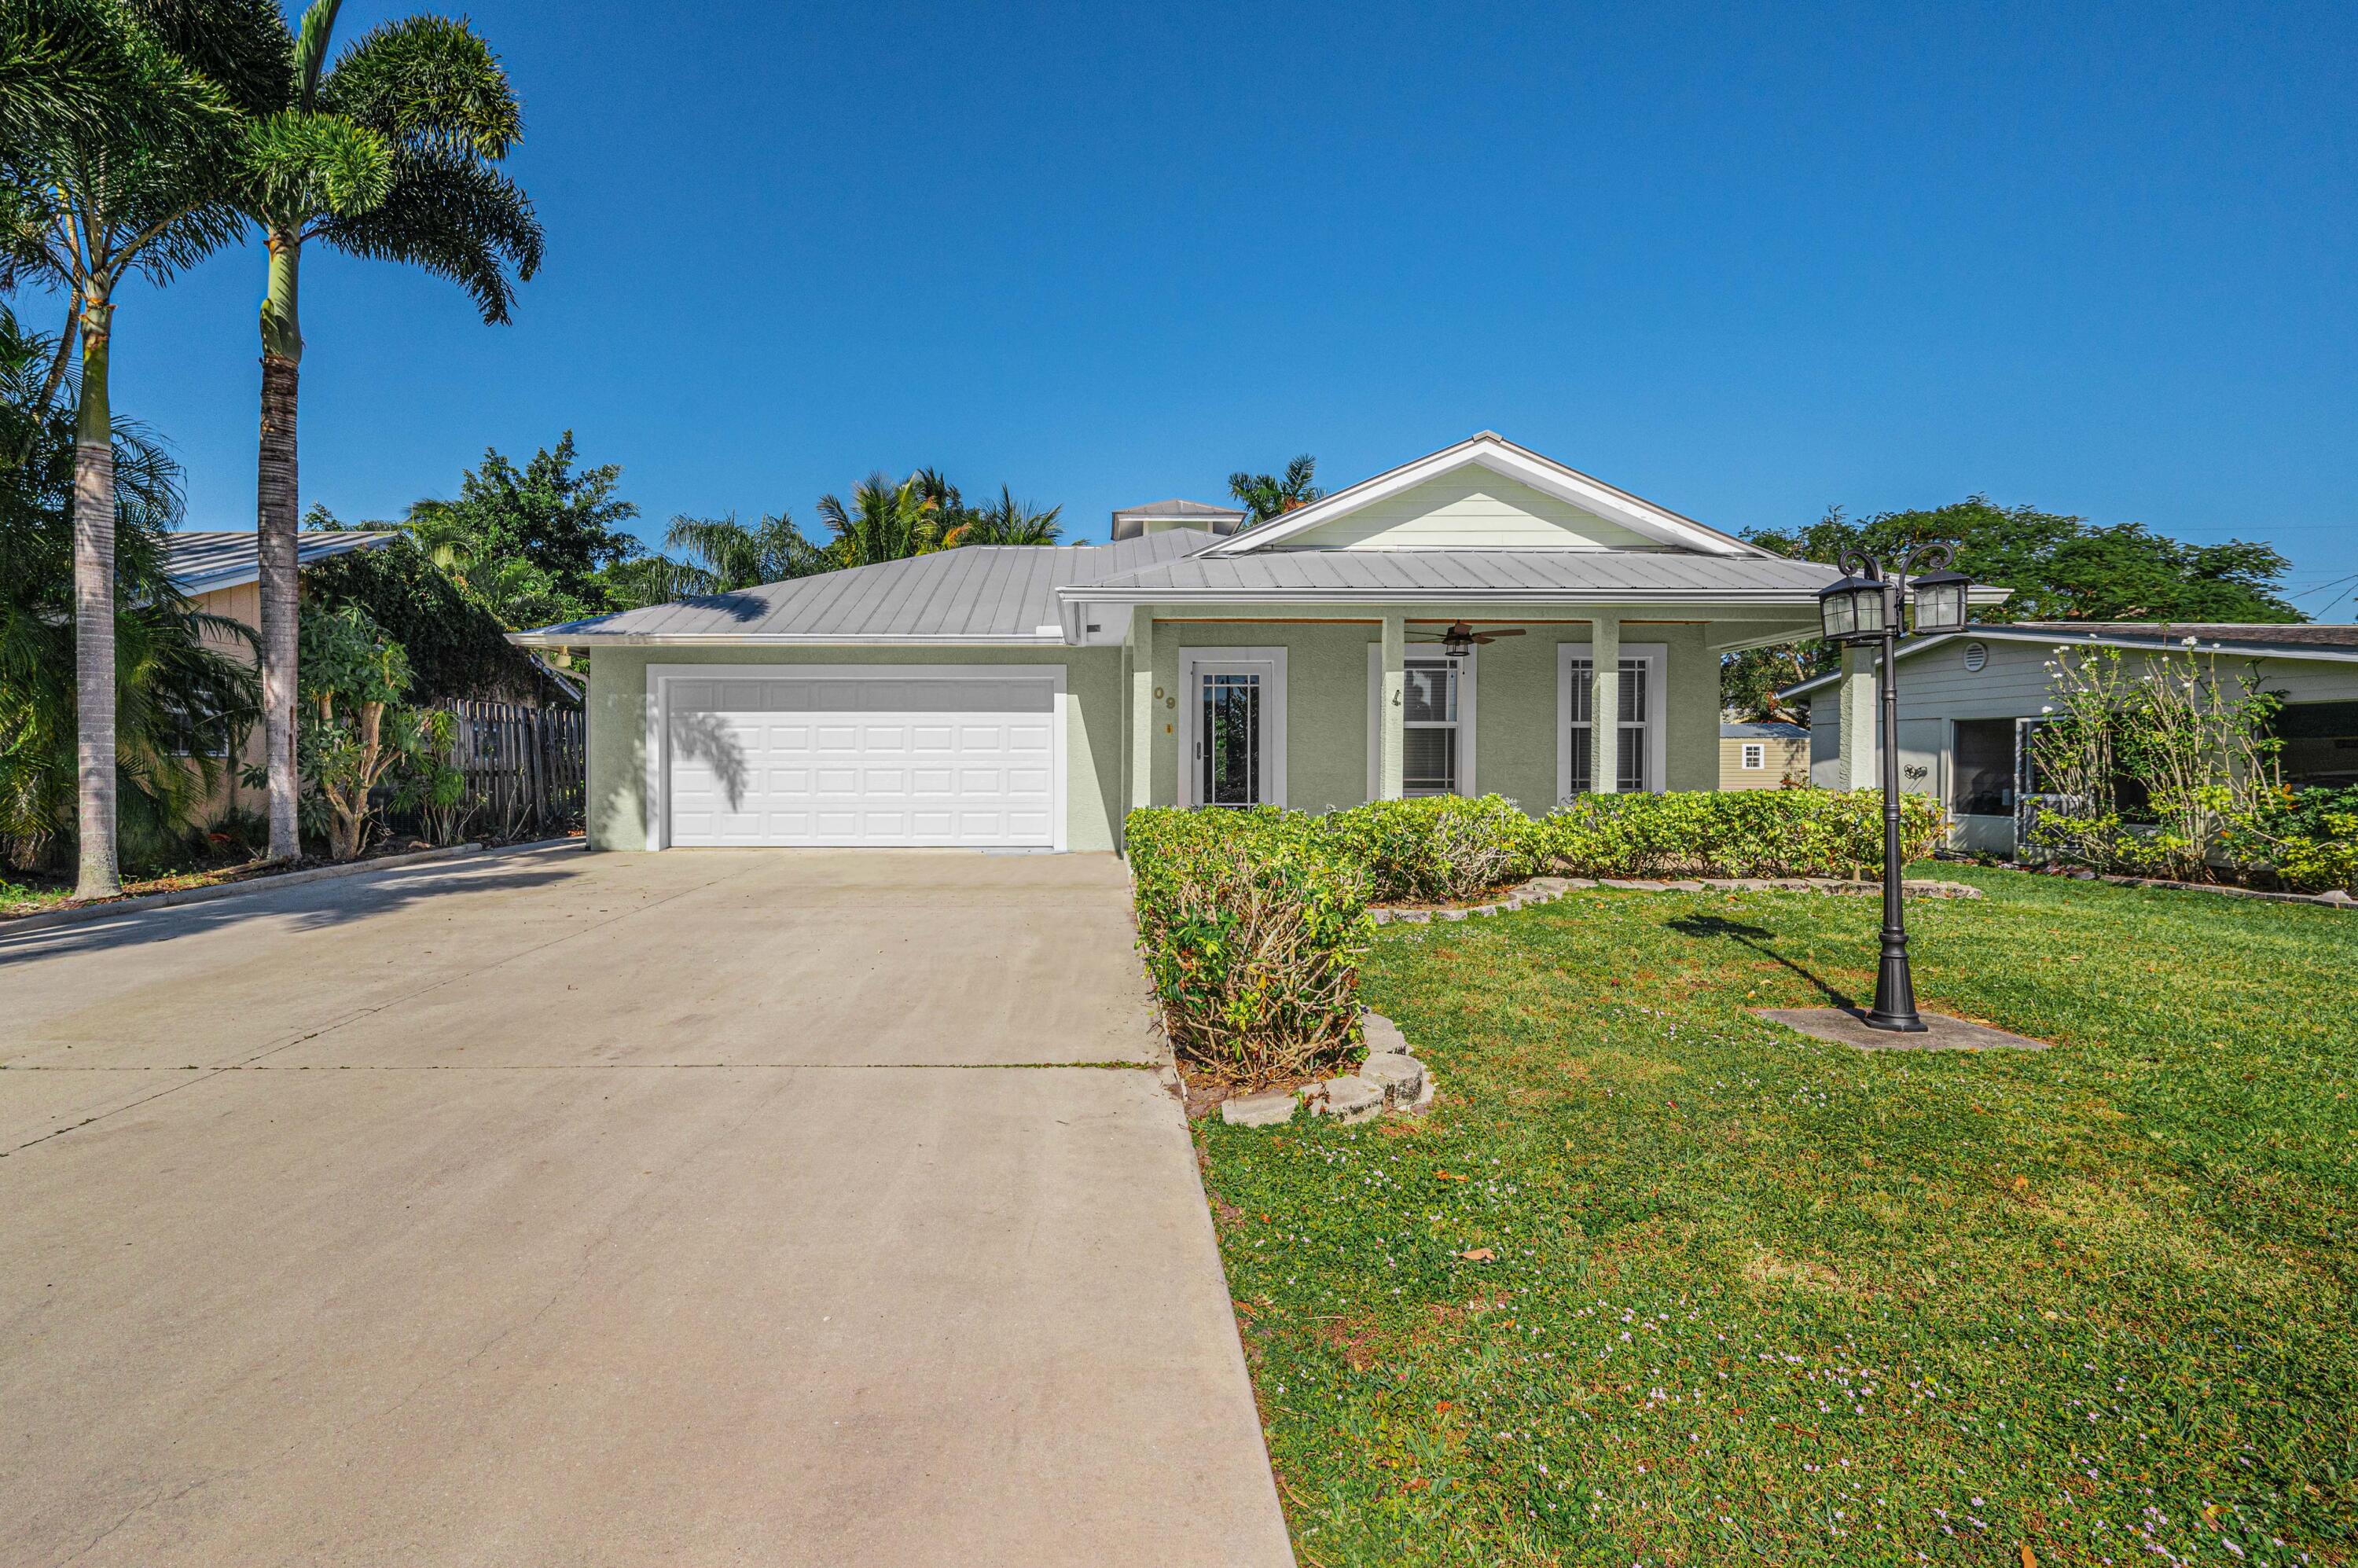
<box><xmin>653</xmin><ymin>666</ymin><xmax>1064</xmax><ymax>849</ymax></box>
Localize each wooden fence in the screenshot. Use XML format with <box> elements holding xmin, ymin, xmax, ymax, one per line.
<box><xmin>438</xmin><ymin>700</ymin><xmax>585</xmax><ymax>838</ymax></box>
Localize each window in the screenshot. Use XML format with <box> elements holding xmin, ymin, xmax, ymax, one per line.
<box><xmin>1950</xmin><ymin>718</ymin><xmax>2015</xmax><ymax>815</ymax></box>
<box><xmin>1402</xmin><ymin>659</ymin><xmax>1461</xmax><ymax>795</ymax></box>
<box><xmin>1366</xmin><ymin>647</ymin><xmax>1475</xmax><ymax>798</ymax></box>
<box><xmin>1741</xmin><ymin>741</ymin><xmax>1765</xmax><ymax>770</ymax></box>
<box><xmin>1559</xmin><ymin>644</ymin><xmax>1663</xmax><ymax>798</ymax></box>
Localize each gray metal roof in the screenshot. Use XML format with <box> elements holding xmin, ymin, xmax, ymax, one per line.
<box><xmin>1109</xmin><ymin>498</ymin><xmax>1245</xmax><ymax>520</ymax></box>
<box><xmin>165</xmin><ymin>530</ymin><xmax>396</xmax><ymax>596</ymax></box>
<box><xmin>1779</xmin><ymin>621</ymin><xmax>2358</xmax><ymax>700</ymax></box>
<box><xmin>1059</xmin><ymin>549</ymin><xmax>1851</xmax><ymax>604</ymax></box>
<box><xmin>515</xmin><ymin>529</ymin><xmax>1219</xmax><ymax>644</ymax></box>
<box><xmin>1721</xmin><ymin>720</ymin><xmax>1809</xmax><ymax>740</ymax></box>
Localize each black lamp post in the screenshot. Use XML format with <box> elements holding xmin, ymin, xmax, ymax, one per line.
<box><xmin>1816</xmin><ymin>544</ymin><xmax>1971</xmax><ymax>1031</ymax></box>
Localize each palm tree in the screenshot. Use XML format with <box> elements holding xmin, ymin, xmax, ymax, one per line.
<box><xmin>1228</xmin><ymin>454</ymin><xmax>1324</xmax><ymax>527</ymax></box>
<box><xmin>946</xmin><ymin>485</ymin><xmax>1062</xmax><ymax>547</ymax></box>
<box><xmin>244</xmin><ymin>0</ymin><xmax>541</xmax><ymax>863</ymax></box>
<box><xmin>1</xmin><ymin>0</ymin><xmax>287</xmax><ymax>898</ymax></box>
<box><xmin>604</xmin><ymin>511</ymin><xmax>828</xmax><ymax>606</ymax></box>
<box><xmin>816</xmin><ymin>472</ymin><xmax>942</xmax><ymax>567</ymax></box>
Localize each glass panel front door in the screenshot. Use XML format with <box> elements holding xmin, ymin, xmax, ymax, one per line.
<box><xmin>1197</xmin><ymin>666</ymin><xmax>1265</xmax><ymax>806</ymax></box>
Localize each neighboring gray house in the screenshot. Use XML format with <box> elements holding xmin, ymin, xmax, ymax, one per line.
<box><xmin>513</xmin><ymin>433</ymin><xmax>2001</xmax><ymax>854</ymax></box>
<box><xmin>1781</xmin><ymin>622</ymin><xmax>2358</xmax><ymax>855</ymax></box>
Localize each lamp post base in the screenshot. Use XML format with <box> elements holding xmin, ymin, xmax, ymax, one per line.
<box><xmin>1864</xmin><ymin>950</ymin><xmax>1926</xmax><ymax>1032</ymax></box>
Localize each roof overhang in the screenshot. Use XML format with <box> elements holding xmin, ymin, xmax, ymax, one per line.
<box><xmin>1203</xmin><ymin>432</ymin><xmax>1768</xmax><ymax>558</ymax></box>
<box><xmin>1778</xmin><ymin>623</ymin><xmax>2358</xmax><ymax>702</ymax></box>
<box><xmin>506</xmin><ymin>630</ymin><xmax>1068</xmax><ymax>651</ymax></box>
<box><xmin>170</xmin><ymin>530</ymin><xmax>396</xmax><ymax>597</ymax></box>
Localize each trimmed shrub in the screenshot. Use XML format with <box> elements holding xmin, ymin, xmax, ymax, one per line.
<box><xmin>2220</xmin><ymin>784</ymin><xmax>2358</xmax><ymax>894</ymax></box>
<box><xmin>1126</xmin><ymin>807</ymin><xmax>1369</xmax><ymax>1086</ymax></box>
<box><xmin>1541</xmin><ymin>788</ymin><xmax>1946</xmax><ymax>879</ymax></box>
<box><xmin>1324</xmin><ymin>794</ymin><xmax>1541</xmax><ymax>903</ymax></box>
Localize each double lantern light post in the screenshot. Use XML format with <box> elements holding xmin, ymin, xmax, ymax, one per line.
<box><xmin>1815</xmin><ymin>545</ymin><xmax>1972</xmax><ymax>1032</ymax></box>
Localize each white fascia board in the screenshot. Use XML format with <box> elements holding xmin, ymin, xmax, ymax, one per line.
<box><xmin>1205</xmin><ymin>435</ymin><xmax>1764</xmax><ymax>558</ymax></box>
<box><xmin>1056</xmin><ymin>585</ymin><xmax>1835</xmax><ymax>608</ymax></box>
<box><xmin>505</xmin><ymin>630</ymin><xmax>1069</xmax><ymax>650</ymax></box>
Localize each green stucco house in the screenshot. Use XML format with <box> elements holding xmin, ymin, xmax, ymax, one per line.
<box><xmin>512</xmin><ymin>433</ymin><xmax>1854</xmax><ymax>853</ymax></box>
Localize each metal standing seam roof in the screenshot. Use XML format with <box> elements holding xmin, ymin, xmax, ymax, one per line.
<box><xmin>1057</xmin><ymin>549</ymin><xmax>1854</xmax><ymax>601</ymax></box>
<box><xmin>512</xmin><ymin>528</ymin><xmax>1220</xmax><ymax>644</ymax></box>
<box><xmin>1777</xmin><ymin>621</ymin><xmax>2358</xmax><ymax>701</ymax></box>
<box><xmin>1109</xmin><ymin>498</ymin><xmax>1246</xmax><ymax>520</ymax></box>
<box><xmin>164</xmin><ymin>530</ymin><xmax>397</xmax><ymax>596</ymax></box>
<box><xmin>1721</xmin><ymin>720</ymin><xmax>1810</xmax><ymax>740</ymax></box>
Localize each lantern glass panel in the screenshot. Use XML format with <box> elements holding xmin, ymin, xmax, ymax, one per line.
<box><xmin>1853</xmin><ymin>583</ymin><xmax>1887</xmax><ymax>636</ymax></box>
<box><xmin>1820</xmin><ymin>590</ymin><xmax>1856</xmax><ymax>641</ymax></box>
<box><xmin>1912</xmin><ymin>575</ymin><xmax>1968</xmax><ymax>634</ymax></box>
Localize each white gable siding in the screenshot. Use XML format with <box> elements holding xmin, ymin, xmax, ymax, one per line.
<box><xmin>1273</xmin><ymin>470</ymin><xmax>1659</xmax><ymax>552</ymax></box>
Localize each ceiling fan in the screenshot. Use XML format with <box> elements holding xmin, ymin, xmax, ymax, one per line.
<box><xmin>1408</xmin><ymin>621</ymin><xmax>1527</xmax><ymax>657</ymax></box>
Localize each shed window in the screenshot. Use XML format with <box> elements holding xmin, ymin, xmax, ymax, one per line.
<box><xmin>1741</xmin><ymin>741</ymin><xmax>1765</xmax><ymax>769</ymax></box>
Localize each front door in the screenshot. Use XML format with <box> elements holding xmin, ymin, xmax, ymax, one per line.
<box><xmin>1189</xmin><ymin>660</ymin><xmax>1273</xmax><ymax>807</ymax></box>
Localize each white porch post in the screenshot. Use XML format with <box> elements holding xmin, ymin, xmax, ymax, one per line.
<box><xmin>1838</xmin><ymin>644</ymin><xmax>1879</xmax><ymax>791</ymax></box>
<box><xmin>1128</xmin><ymin>606</ymin><xmax>1155</xmax><ymax>814</ymax></box>
<box><xmin>1589</xmin><ymin>615</ymin><xmax>1621</xmax><ymax>793</ymax></box>
<box><xmin>1379</xmin><ymin>613</ymin><xmax>1405</xmax><ymax>800</ymax></box>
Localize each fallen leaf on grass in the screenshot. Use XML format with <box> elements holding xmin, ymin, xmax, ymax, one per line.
<box><xmin>1459</xmin><ymin>1247</ymin><xmax>1497</xmax><ymax>1261</ymax></box>
<box><xmin>1434</xmin><ymin>1170</ymin><xmax>1470</xmax><ymax>1182</ymax></box>
<box><xmin>2022</xmin><ymin>1545</ymin><xmax>2037</xmax><ymax>1568</ymax></box>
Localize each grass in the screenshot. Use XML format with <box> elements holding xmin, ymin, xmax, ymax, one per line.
<box><xmin>1195</xmin><ymin>866</ymin><xmax>2356</xmax><ymax>1566</ymax></box>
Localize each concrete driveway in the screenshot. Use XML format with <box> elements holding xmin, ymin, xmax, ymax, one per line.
<box><xmin>0</xmin><ymin>845</ymin><xmax>1293</xmax><ymax>1567</ymax></box>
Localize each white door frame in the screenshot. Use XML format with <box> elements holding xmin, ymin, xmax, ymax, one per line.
<box><xmin>1177</xmin><ymin>648</ymin><xmax>1287</xmax><ymax>808</ymax></box>
<box><xmin>1555</xmin><ymin>641</ymin><xmax>1667</xmax><ymax>800</ymax></box>
<box><xmin>1366</xmin><ymin>644</ymin><xmax>1477</xmax><ymax>799</ymax></box>
<box><xmin>643</xmin><ymin>662</ymin><xmax>1068</xmax><ymax>851</ymax></box>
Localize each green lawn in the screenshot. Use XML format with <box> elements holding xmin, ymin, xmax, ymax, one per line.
<box><xmin>1196</xmin><ymin>868</ymin><xmax>2355</xmax><ymax>1566</ymax></box>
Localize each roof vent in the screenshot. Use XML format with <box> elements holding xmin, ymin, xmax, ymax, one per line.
<box><xmin>1108</xmin><ymin>498</ymin><xmax>1248</xmax><ymax>541</ymax></box>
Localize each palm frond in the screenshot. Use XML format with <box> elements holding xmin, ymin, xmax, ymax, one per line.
<box><xmin>318</xmin><ymin>13</ymin><xmax>520</xmax><ymax>160</ymax></box>
<box><xmin>310</xmin><ymin>145</ymin><xmax>539</xmax><ymax>321</ymax></box>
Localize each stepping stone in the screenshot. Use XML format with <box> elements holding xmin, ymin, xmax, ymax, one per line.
<box><xmin>1561</xmin><ymin>878</ymin><xmax>1598</xmax><ymax>890</ymax></box>
<box><xmin>1662</xmin><ymin>880</ymin><xmax>1707</xmax><ymax>892</ymax></box>
<box><xmin>1221</xmin><ymin>1091</ymin><xmax>1298</xmax><ymax>1127</ymax></box>
<box><xmin>1313</xmin><ymin>1076</ymin><xmax>1385</xmax><ymax>1123</ymax></box>
<box><xmin>1398</xmin><ymin>909</ymin><xmax>1431</xmax><ymax>924</ymax></box>
<box><xmin>1438</xmin><ymin>908</ymin><xmax>1467</xmax><ymax>922</ymax></box>
<box><xmin>1358</xmin><ymin>1053</ymin><xmax>1425</xmax><ymax>1107</ymax></box>
<box><xmin>1362</xmin><ymin>1012</ymin><xmax>1411</xmax><ymax>1056</ymax></box>
<box><xmin>1371</xmin><ymin>908</ymin><xmax>1394</xmax><ymax>925</ymax></box>
<box><xmin>1401</xmin><ymin>1070</ymin><xmax>1438</xmax><ymax>1116</ymax></box>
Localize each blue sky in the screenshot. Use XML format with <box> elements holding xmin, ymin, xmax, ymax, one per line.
<box><xmin>30</xmin><ymin>0</ymin><xmax>2358</xmax><ymax>611</ymax></box>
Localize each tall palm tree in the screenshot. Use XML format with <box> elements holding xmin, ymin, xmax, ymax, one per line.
<box><xmin>1</xmin><ymin>0</ymin><xmax>287</xmax><ymax>898</ymax></box>
<box><xmin>816</xmin><ymin>472</ymin><xmax>941</xmax><ymax>567</ymax></box>
<box><xmin>1228</xmin><ymin>454</ymin><xmax>1324</xmax><ymax>527</ymax></box>
<box><xmin>946</xmin><ymin>485</ymin><xmax>1062</xmax><ymax>546</ymax></box>
<box><xmin>604</xmin><ymin>511</ymin><xmax>828</xmax><ymax>606</ymax></box>
<box><xmin>244</xmin><ymin>0</ymin><xmax>540</xmax><ymax>863</ymax></box>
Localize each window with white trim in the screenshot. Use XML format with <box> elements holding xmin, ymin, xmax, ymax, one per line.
<box><xmin>1402</xmin><ymin>658</ymin><xmax>1461</xmax><ymax>796</ymax></box>
<box><xmin>1742</xmin><ymin>741</ymin><xmax>1765</xmax><ymax>770</ymax></box>
<box><xmin>1558</xmin><ymin>644</ymin><xmax>1664</xmax><ymax>798</ymax></box>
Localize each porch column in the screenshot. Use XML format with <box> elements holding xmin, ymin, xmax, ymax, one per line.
<box><xmin>1589</xmin><ymin>615</ymin><xmax>1621</xmax><ymax>793</ymax></box>
<box><xmin>1837</xmin><ymin>644</ymin><xmax>1878</xmax><ymax>790</ymax></box>
<box><xmin>1378</xmin><ymin>612</ymin><xmax>1405</xmax><ymax>799</ymax></box>
<box><xmin>1127</xmin><ymin>606</ymin><xmax>1155</xmax><ymax>816</ymax></box>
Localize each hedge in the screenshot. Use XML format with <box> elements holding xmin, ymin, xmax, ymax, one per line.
<box><xmin>1324</xmin><ymin>795</ymin><xmax>1544</xmax><ymax>902</ymax></box>
<box><xmin>1126</xmin><ymin>807</ymin><xmax>1370</xmax><ymax>1086</ymax></box>
<box><xmin>1542</xmin><ymin>788</ymin><xmax>1945</xmax><ymax>879</ymax></box>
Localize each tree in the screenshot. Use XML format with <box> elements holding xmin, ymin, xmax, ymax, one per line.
<box><xmin>604</xmin><ymin>510</ymin><xmax>827</xmax><ymax>606</ymax></box>
<box><xmin>0</xmin><ymin>0</ymin><xmax>287</xmax><ymax>898</ymax></box>
<box><xmin>946</xmin><ymin>485</ymin><xmax>1062</xmax><ymax>546</ymax></box>
<box><xmin>293</xmin><ymin>599</ymin><xmax>444</xmax><ymax>859</ymax></box>
<box><xmin>301</xmin><ymin>505</ymin><xmax>543</xmax><ymax>699</ymax></box>
<box><xmin>242</xmin><ymin>0</ymin><xmax>541</xmax><ymax>865</ymax></box>
<box><xmin>816</xmin><ymin>472</ymin><xmax>941</xmax><ymax>567</ymax></box>
<box><xmin>0</xmin><ymin>304</ymin><xmax>258</xmax><ymax>872</ymax></box>
<box><xmin>1721</xmin><ymin>498</ymin><xmax>2305</xmax><ymax>721</ymax></box>
<box><xmin>1228</xmin><ymin>455</ymin><xmax>1324</xmax><ymax>527</ymax></box>
<box><xmin>403</xmin><ymin>433</ymin><xmax>640</xmax><ymax>624</ymax></box>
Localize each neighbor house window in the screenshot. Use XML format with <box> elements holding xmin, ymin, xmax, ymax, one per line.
<box><xmin>1742</xmin><ymin>741</ymin><xmax>1765</xmax><ymax>770</ymax></box>
<box><xmin>1403</xmin><ymin>658</ymin><xmax>1461</xmax><ymax>795</ymax></box>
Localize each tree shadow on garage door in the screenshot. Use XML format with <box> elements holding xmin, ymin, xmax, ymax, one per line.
<box><xmin>670</xmin><ymin>708</ymin><xmax>751</xmax><ymax>810</ymax></box>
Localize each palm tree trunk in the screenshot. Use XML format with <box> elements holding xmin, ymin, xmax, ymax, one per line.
<box><xmin>71</xmin><ymin>293</ymin><xmax>119</xmax><ymax>901</ymax></box>
<box><xmin>258</xmin><ymin>227</ymin><xmax>303</xmax><ymax>861</ymax></box>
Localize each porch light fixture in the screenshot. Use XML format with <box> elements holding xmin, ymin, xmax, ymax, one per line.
<box><xmin>1812</xmin><ymin>542</ymin><xmax>1967</xmax><ymax>1033</ymax></box>
<box><xmin>1440</xmin><ymin>625</ymin><xmax>1475</xmax><ymax>657</ymax></box>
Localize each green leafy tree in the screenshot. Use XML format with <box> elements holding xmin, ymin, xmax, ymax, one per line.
<box><xmin>292</xmin><ymin>600</ymin><xmax>445</xmax><ymax>859</ymax></box>
<box><xmin>0</xmin><ymin>0</ymin><xmax>288</xmax><ymax>897</ymax></box>
<box><xmin>1228</xmin><ymin>455</ymin><xmax>1324</xmax><ymax>527</ymax></box>
<box><xmin>403</xmin><ymin>432</ymin><xmax>640</xmax><ymax>624</ymax></box>
<box><xmin>816</xmin><ymin>472</ymin><xmax>941</xmax><ymax>566</ymax></box>
<box><xmin>0</xmin><ymin>304</ymin><xmax>258</xmax><ymax>872</ymax></box>
<box><xmin>301</xmin><ymin>505</ymin><xmax>542</xmax><ymax>698</ymax></box>
<box><xmin>241</xmin><ymin>0</ymin><xmax>541</xmax><ymax>864</ymax></box>
<box><xmin>1721</xmin><ymin>498</ymin><xmax>2305</xmax><ymax>720</ymax></box>
<box><xmin>946</xmin><ymin>485</ymin><xmax>1062</xmax><ymax>546</ymax></box>
<box><xmin>604</xmin><ymin>510</ymin><xmax>828</xmax><ymax>606</ymax></box>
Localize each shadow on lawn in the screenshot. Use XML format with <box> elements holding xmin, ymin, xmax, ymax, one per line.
<box><xmin>1665</xmin><ymin>913</ymin><xmax>1858</xmax><ymax>1011</ymax></box>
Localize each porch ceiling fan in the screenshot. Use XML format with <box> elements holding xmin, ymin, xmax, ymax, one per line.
<box><xmin>1409</xmin><ymin>620</ymin><xmax>1526</xmax><ymax>657</ymax></box>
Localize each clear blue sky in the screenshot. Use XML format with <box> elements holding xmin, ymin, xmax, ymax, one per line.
<box><xmin>29</xmin><ymin>0</ymin><xmax>2358</xmax><ymax>611</ymax></box>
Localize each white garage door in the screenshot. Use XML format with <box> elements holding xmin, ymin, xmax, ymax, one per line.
<box><xmin>662</xmin><ymin>672</ymin><xmax>1060</xmax><ymax>847</ymax></box>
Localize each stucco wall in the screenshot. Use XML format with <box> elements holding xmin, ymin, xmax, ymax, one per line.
<box><xmin>584</xmin><ymin>645</ymin><xmax>1124</xmax><ymax>851</ymax></box>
